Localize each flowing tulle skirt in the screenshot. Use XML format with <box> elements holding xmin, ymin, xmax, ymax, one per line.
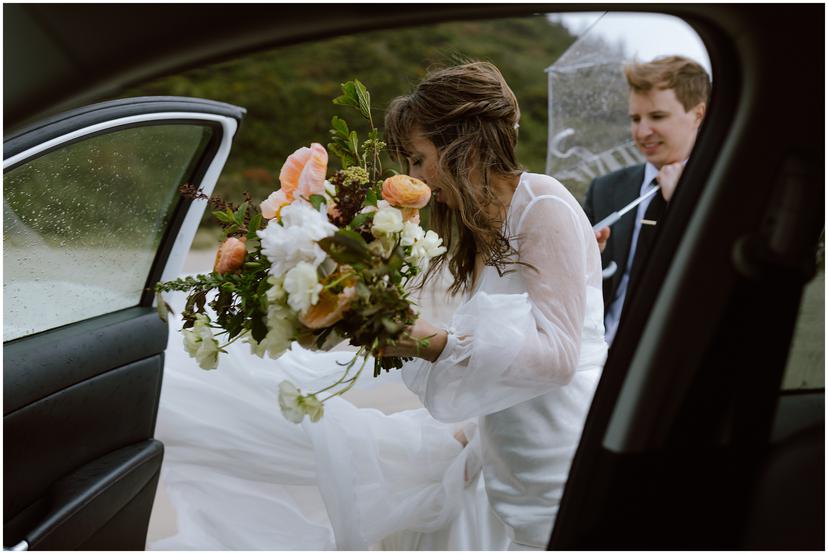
<box><xmin>148</xmin><ymin>291</ymin><xmax>509</xmax><ymax>550</ymax></box>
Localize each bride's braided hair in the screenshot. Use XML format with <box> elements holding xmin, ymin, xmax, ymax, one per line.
<box><xmin>385</xmin><ymin>61</ymin><xmax>524</xmax><ymax>295</ymax></box>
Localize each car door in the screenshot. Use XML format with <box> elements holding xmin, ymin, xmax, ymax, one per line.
<box><xmin>4</xmin><ymin>97</ymin><xmax>245</xmax><ymax>550</ymax></box>
<box><xmin>548</xmin><ymin>6</ymin><xmax>824</xmax><ymax>550</ymax></box>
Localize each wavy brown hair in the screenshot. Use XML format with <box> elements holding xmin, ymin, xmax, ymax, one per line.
<box><xmin>384</xmin><ymin>61</ymin><xmax>524</xmax><ymax>296</ymax></box>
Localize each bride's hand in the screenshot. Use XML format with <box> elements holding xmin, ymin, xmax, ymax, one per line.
<box><xmin>453</xmin><ymin>429</ymin><xmax>468</xmax><ymax>447</ymax></box>
<box><xmin>380</xmin><ymin>318</ymin><xmax>448</xmax><ymax>362</ymax></box>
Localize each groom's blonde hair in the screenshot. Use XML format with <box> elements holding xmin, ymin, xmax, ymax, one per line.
<box><xmin>624</xmin><ymin>55</ymin><xmax>711</xmax><ymax>111</ymax></box>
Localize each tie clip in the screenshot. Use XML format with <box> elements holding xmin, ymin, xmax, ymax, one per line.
<box><xmin>641</xmin><ymin>219</ymin><xmax>658</xmax><ymax>226</ymax></box>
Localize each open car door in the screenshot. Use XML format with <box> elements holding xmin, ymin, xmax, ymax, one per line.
<box><xmin>4</xmin><ymin>97</ymin><xmax>244</xmax><ymax>550</ymax></box>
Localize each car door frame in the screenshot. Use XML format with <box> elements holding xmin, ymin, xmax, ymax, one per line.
<box><xmin>4</xmin><ymin>97</ymin><xmax>245</xmax><ymax>550</ymax></box>
<box><xmin>549</xmin><ymin>5</ymin><xmax>824</xmax><ymax>549</ymax></box>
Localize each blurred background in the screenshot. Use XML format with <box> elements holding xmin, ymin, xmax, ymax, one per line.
<box><xmin>116</xmin><ymin>10</ymin><xmax>820</xmax><ymax>392</ymax></box>
<box><xmin>118</xmin><ymin>11</ymin><xmax>708</xmax><ymax>247</ymax></box>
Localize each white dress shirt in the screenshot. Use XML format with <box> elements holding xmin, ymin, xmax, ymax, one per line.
<box><xmin>603</xmin><ymin>162</ymin><xmax>660</xmax><ymax>345</ymax></box>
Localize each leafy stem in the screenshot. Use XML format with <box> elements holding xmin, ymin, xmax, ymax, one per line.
<box><xmin>319</xmin><ymin>352</ymin><xmax>371</xmax><ymax>402</ymax></box>
<box><xmin>309</xmin><ymin>346</ymin><xmax>368</xmax><ymax>399</ymax></box>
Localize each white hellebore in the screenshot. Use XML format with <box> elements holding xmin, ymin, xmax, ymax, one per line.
<box><xmin>278</xmin><ymin>380</ymin><xmax>324</xmax><ymax>423</ymax></box>
<box><xmin>262</xmin><ymin>303</ymin><xmax>297</xmax><ymax>358</ymax></box>
<box><xmin>278</xmin><ymin>381</ymin><xmax>306</xmax><ymax>423</ymax></box>
<box><xmin>371</xmin><ymin>204</ymin><xmax>404</xmax><ymax>237</ymax></box>
<box><xmin>258</xmin><ymin>201</ymin><xmax>337</xmax><ymax>277</ymax></box>
<box><xmin>182</xmin><ymin>313</ymin><xmax>220</xmax><ymax>370</ymax></box>
<box><xmin>419</xmin><ymin>230</ymin><xmax>447</xmax><ymax>259</ymax></box>
<box><xmin>283</xmin><ymin>261</ymin><xmax>322</xmax><ymax>314</ymax></box>
<box><xmin>401</xmin><ymin>220</ymin><xmax>425</xmax><ymax>247</ymax></box>
<box><xmin>245</xmin><ymin>275</ymin><xmax>297</xmax><ymax>359</ymax></box>
<box><xmin>401</xmin><ymin>221</ymin><xmax>446</xmax><ymax>268</ymax></box>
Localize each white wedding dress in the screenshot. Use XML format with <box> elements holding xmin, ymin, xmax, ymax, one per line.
<box><xmin>148</xmin><ymin>172</ymin><xmax>607</xmax><ymax>550</ymax></box>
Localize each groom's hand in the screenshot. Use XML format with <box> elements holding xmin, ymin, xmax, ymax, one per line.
<box><xmin>381</xmin><ymin>319</ymin><xmax>448</xmax><ymax>362</ymax></box>
<box><xmin>594</xmin><ymin>226</ymin><xmax>610</xmax><ymax>253</ymax></box>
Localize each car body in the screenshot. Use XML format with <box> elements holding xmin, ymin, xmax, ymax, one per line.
<box><xmin>4</xmin><ymin>4</ymin><xmax>823</xmax><ymax>550</ymax></box>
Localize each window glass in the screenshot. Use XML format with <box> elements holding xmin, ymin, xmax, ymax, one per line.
<box><xmin>3</xmin><ymin>124</ymin><xmax>213</xmax><ymax>341</ymax></box>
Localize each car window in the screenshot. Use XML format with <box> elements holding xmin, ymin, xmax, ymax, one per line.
<box><xmin>780</xmin><ymin>235</ymin><xmax>825</xmax><ymax>391</ymax></box>
<box><xmin>3</xmin><ymin>123</ymin><xmax>213</xmax><ymax>341</ymax></box>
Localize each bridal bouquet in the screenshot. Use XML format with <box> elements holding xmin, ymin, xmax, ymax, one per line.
<box><xmin>156</xmin><ymin>80</ymin><xmax>445</xmax><ymax>423</ymax></box>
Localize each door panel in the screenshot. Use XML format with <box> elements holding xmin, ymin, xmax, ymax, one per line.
<box><xmin>4</xmin><ymin>308</ymin><xmax>166</xmax><ymax>414</ymax></box>
<box><xmin>4</xmin><ymin>344</ymin><xmax>164</xmax><ymax>518</ymax></box>
<box><xmin>4</xmin><ymin>97</ymin><xmax>244</xmax><ymax>549</ymax></box>
<box><xmin>5</xmin><ymin>441</ymin><xmax>163</xmax><ymax>551</ymax></box>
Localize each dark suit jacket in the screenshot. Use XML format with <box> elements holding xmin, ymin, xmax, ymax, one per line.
<box><xmin>582</xmin><ymin>164</ymin><xmax>645</xmax><ymax>316</ymax></box>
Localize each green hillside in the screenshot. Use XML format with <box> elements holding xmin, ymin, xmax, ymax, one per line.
<box><xmin>121</xmin><ymin>15</ymin><xmax>575</xmax><ymax>240</ymax></box>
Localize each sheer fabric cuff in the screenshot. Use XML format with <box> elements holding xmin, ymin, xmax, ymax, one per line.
<box><xmin>402</xmin><ymin>291</ymin><xmax>535</xmax><ymax>422</ymax></box>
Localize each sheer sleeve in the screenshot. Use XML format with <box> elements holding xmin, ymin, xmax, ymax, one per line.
<box><xmin>402</xmin><ymin>191</ymin><xmax>591</xmax><ymax>422</ymax></box>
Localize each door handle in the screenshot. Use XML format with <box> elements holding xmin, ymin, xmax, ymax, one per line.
<box><xmin>4</xmin><ymin>541</ymin><xmax>28</xmax><ymax>551</ymax></box>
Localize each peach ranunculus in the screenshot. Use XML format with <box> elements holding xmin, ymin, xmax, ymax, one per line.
<box><xmin>279</xmin><ymin>143</ymin><xmax>328</xmax><ymax>201</ymax></box>
<box><xmin>381</xmin><ymin>175</ymin><xmax>431</xmax><ymax>209</ymax></box>
<box><xmin>298</xmin><ymin>266</ymin><xmax>358</xmax><ymax>329</ymax></box>
<box><xmin>299</xmin><ymin>286</ymin><xmax>357</xmax><ymax>329</ymax></box>
<box><xmin>297</xmin><ymin>143</ymin><xmax>328</xmax><ymax>199</ymax></box>
<box><xmin>278</xmin><ymin>146</ymin><xmax>310</xmax><ymax>197</ymax></box>
<box><xmin>260</xmin><ymin>188</ymin><xmax>292</xmax><ymax>220</ymax></box>
<box><xmin>213</xmin><ymin>237</ymin><xmax>247</xmax><ymax>274</ymax></box>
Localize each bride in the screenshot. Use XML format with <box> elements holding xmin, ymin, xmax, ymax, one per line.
<box><xmin>149</xmin><ymin>61</ymin><xmax>607</xmax><ymax>551</ymax></box>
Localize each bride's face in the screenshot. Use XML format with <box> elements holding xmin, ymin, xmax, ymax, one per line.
<box><xmin>406</xmin><ymin>130</ymin><xmax>457</xmax><ymax>209</ymax></box>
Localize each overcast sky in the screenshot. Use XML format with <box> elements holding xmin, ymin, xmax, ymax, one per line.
<box><xmin>550</xmin><ymin>12</ymin><xmax>712</xmax><ymax>76</ymax></box>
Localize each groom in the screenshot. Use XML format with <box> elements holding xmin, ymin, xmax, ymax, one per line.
<box><xmin>584</xmin><ymin>55</ymin><xmax>710</xmax><ymax>346</ymax></box>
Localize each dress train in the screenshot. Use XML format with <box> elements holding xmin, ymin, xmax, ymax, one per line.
<box><xmin>148</xmin><ymin>290</ymin><xmax>508</xmax><ymax>550</ymax></box>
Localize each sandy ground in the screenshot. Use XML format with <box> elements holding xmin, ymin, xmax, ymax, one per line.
<box><xmin>145</xmin><ymin>249</ymin><xmax>462</xmax><ymax>546</ymax></box>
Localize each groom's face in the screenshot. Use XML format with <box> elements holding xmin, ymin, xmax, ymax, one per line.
<box><xmin>629</xmin><ymin>87</ymin><xmax>705</xmax><ymax>169</ymax></box>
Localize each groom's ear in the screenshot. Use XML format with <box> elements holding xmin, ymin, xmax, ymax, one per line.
<box><xmin>692</xmin><ymin>102</ymin><xmax>707</xmax><ymax>126</ymax></box>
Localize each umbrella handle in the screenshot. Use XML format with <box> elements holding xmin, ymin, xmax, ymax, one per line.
<box><xmin>602</xmin><ymin>261</ymin><xmax>617</xmax><ymax>280</ymax></box>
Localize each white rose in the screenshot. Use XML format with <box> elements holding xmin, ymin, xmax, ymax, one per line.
<box><xmin>371</xmin><ymin>205</ymin><xmax>404</xmax><ymax>236</ymax></box>
<box><xmin>283</xmin><ymin>261</ymin><xmax>322</xmax><ymax>314</ymax></box>
<box><xmin>258</xmin><ymin>201</ymin><xmax>337</xmax><ymax>276</ymax></box>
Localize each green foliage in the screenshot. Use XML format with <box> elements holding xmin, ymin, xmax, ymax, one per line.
<box><xmin>329</xmin><ymin>115</ymin><xmax>358</xmax><ymax>168</ymax></box>
<box><xmin>119</xmin><ymin>15</ymin><xmax>576</xmax><ymax>240</ymax></box>
<box><xmin>333</xmin><ymin>79</ymin><xmax>372</xmax><ymax>123</ymax></box>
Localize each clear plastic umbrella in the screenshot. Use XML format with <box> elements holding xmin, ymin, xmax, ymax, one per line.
<box><xmin>545</xmin><ymin>14</ymin><xmax>645</xmax><ymax>202</ymax></box>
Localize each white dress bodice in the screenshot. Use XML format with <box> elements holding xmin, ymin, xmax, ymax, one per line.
<box><xmin>402</xmin><ymin>172</ymin><xmax>608</xmax><ymax>547</ymax></box>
